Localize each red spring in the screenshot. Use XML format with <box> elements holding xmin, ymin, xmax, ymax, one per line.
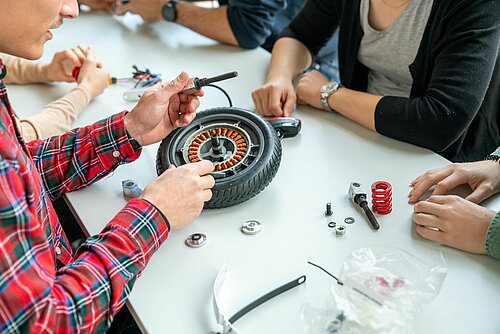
<box><xmin>371</xmin><ymin>181</ymin><xmax>392</xmax><ymax>215</ymax></box>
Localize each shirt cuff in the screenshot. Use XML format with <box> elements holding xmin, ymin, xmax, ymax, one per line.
<box><xmin>111</xmin><ymin>198</ymin><xmax>170</xmax><ymax>266</ymax></box>
<box><xmin>485</xmin><ymin>211</ymin><xmax>500</xmax><ymax>260</ymax></box>
<box><xmin>90</xmin><ymin>111</ymin><xmax>142</xmax><ymax>170</ymax></box>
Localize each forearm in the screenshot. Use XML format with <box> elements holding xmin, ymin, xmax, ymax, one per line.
<box><xmin>1</xmin><ymin>53</ymin><xmax>48</xmax><ymax>84</ymax></box>
<box><xmin>20</xmin><ymin>85</ymin><xmax>91</xmax><ymax>140</ymax></box>
<box><xmin>176</xmin><ymin>3</ymin><xmax>238</xmax><ymax>46</ymax></box>
<box><xmin>328</xmin><ymin>88</ymin><xmax>381</xmax><ymax>132</ymax></box>
<box><xmin>269</xmin><ymin>38</ymin><xmax>312</xmax><ymax>81</ymax></box>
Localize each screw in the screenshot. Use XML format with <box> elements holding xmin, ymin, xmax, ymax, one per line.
<box><xmin>325</xmin><ymin>202</ymin><xmax>333</xmax><ymax>216</ymax></box>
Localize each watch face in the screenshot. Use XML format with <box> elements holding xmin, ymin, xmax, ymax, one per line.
<box><xmin>321</xmin><ymin>83</ymin><xmax>334</xmax><ymax>94</ymax></box>
<box><xmin>162</xmin><ymin>4</ymin><xmax>176</xmax><ymax>22</ymax></box>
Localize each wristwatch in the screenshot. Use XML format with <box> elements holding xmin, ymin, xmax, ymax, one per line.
<box><xmin>161</xmin><ymin>0</ymin><xmax>178</xmax><ymax>22</ymax></box>
<box><xmin>320</xmin><ymin>81</ymin><xmax>340</xmax><ymax>112</ymax></box>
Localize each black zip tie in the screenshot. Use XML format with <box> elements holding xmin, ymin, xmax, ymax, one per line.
<box><xmin>307</xmin><ymin>261</ymin><xmax>343</xmax><ymax>285</ymax></box>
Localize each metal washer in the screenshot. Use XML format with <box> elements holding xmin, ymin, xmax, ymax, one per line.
<box><xmin>241</xmin><ymin>220</ymin><xmax>262</xmax><ymax>235</ymax></box>
<box><xmin>185</xmin><ymin>233</ymin><xmax>207</xmax><ymax>248</ymax></box>
<box><xmin>344</xmin><ymin>217</ymin><xmax>355</xmax><ymax>224</ymax></box>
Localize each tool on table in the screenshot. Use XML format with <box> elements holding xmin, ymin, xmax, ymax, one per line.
<box><xmin>181</xmin><ymin>71</ymin><xmax>238</xmax><ymax>94</ymax></box>
<box><xmin>349</xmin><ymin>182</ymin><xmax>380</xmax><ymax>230</ymax></box>
<box><xmin>265</xmin><ymin>117</ymin><xmax>302</xmax><ymax>139</ymax></box>
<box><xmin>72</xmin><ymin>66</ymin><xmax>116</xmax><ymax>85</ymax></box>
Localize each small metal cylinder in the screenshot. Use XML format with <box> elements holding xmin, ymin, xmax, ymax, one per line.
<box><xmin>185</xmin><ymin>233</ymin><xmax>207</xmax><ymax>248</ymax></box>
<box><xmin>335</xmin><ymin>225</ymin><xmax>346</xmax><ymax>236</ymax></box>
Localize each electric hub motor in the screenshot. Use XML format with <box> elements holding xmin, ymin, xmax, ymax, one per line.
<box><xmin>156</xmin><ymin>107</ymin><xmax>282</xmax><ymax>208</ymax></box>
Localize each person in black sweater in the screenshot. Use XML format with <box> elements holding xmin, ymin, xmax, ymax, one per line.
<box><xmin>252</xmin><ymin>0</ymin><xmax>500</xmax><ymax>162</ymax></box>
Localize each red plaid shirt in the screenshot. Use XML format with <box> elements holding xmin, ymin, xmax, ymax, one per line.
<box><xmin>0</xmin><ymin>59</ymin><xmax>170</xmax><ymax>333</ymax></box>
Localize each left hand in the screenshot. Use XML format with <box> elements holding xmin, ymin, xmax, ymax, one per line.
<box><xmin>115</xmin><ymin>0</ymin><xmax>167</xmax><ymax>21</ymax></box>
<box><xmin>46</xmin><ymin>45</ymin><xmax>89</xmax><ymax>82</ymax></box>
<box><xmin>413</xmin><ymin>195</ymin><xmax>496</xmax><ymax>254</ymax></box>
<box><xmin>124</xmin><ymin>71</ymin><xmax>203</xmax><ymax>146</ymax></box>
<box><xmin>296</xmin><ymin>69</ymin><xmax>329</xmax><ymax>110</ymax></box>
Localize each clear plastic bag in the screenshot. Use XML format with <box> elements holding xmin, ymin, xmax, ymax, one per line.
<box><xmin>302</xmin><ymin>247</ymin><xmax>447</xmax><ymax>334</ymax></box>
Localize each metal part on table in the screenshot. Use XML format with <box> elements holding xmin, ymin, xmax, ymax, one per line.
<box><xmin>335</xmin><ymin>225</ymin><xmax>346</xmax><ymax>236</ymax></box>
<box><xmin>344</xmin><ymin>217</ymin><xmax>355</xmax><ymax>224</ymax></box>
<box><xmin>121</xmin><ymin>179</ymin><xmax>143</xmax><ymax>199</ymax></box>
<box><xmin>241</xmin><ymin>220</ymin><xmax>262</xmax><ymax>235</ymax></box>
<box><xmin>348</xmin><ymin>182</ymin><xmax>380</xmax><ymax>230</ymax></box>
<box><xmin>185</xmin><ymin>233</ymin><xmax>207</xmax><ymax>248</ymax></box>
<box><xmin>328</xmin><ymin>221</ymin><xmax>337</xmax><ymax>228</ymax></box>
<box><xmin>325</xmin><ymin>202</ymin><xmax>333</xmax><ymax>216</ymax></box>
<box><xmin>371</xmin><ymin>181</ymin><xmax>393</xmax><ymax>214</ymax></box>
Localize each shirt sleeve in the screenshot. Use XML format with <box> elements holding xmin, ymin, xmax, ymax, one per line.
<box><xmin>1</xmin><ymin>53</ymin><xmax>49</xmax><ymax>84</ymax></box>
<box><xmin>374</xmin><ymin>0</ymin><xmax>500</xmax><ymax>154</ymax></box>
<box><xmin>280</xmin><ymin>0</ymin><xmax>341</xmax><ymax>56</ymax></box>
<box><xmin>19</xmin><ymin>85</ymin><xmax>91</xmax><ymax>141</ymax></box>
<box><xmin>0</xmin><ymin>156</ymin><xmax>170</xmax><ymax>332</ymax></box>
<box><xmin>26</xmin><ymin>111</ymin><xmax>141</xmax><ymax>200</ymax></box>
<box><xmin>485</xmin><ymin>211</ymin><xmax>500</xmax><ymax>260</ymax></box>
<box><xmin>226</xmin><ymin>0</ymin><xmax>286</xmax><ymax>49</ymax></box>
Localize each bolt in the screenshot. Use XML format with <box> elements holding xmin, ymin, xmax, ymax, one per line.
<box><xmin>325</xmin><ymin>202</ymin><xmax>333</xmax><ymax>216</ymax></box>
<box><xmin>211</xmin><ymin>134</ymin><xmax>222</xmax><ymax>155</ymax></box>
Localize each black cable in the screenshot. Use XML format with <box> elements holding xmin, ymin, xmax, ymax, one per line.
<box><xmin>307</xmin><ymin>261</ymin><xmax>343</xmax><ymax>285</ymax></box>
<box><xmin>206</xmin><ymin>84</ymin><xmax>233</xmax><ymax>107</ymax></box>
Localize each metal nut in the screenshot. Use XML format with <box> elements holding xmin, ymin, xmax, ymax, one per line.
<box><xmin>335</xmin><ymin>225</ymin><xmax>346</xmax><ymax>236</ymax></box>
<box><xmin>185</xmin><ymin>233</ymin><xmax>207</xmax><ymax>248</ymax></box>
<box><xmin>241</xmin><ymin>220</ymin><xmax>262</xmax><ymax>235</ymax></box>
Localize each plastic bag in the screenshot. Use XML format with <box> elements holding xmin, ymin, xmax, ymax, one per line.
<box><xmin>302</xmin><ymin>247</ymin><xmax>447</xmax><ymax>334</ymax></box>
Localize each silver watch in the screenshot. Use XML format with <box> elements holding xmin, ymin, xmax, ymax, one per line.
<box><xmin>320</xmin><ymin>81</ymin><xmax>340</xmax><ymax>112</ymax></box>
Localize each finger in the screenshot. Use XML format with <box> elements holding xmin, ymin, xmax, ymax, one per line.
<box><xmin>202</xmin><ymin>189</ymin><xmax>213</xmax><ymax>202</ymax></box>
<box><xmin>162</xmin><ymin>72</ymin><xmax>190</xmax><ymax>97</ymax></box>
<box><xmin>71</xmin><ymin>46</ymin><xmax>87</xmax><ymax>62</ymax></box>
<box><xmin>426</xmin><ymin>195</ymin><xmax>454</xmax><ymax>205</ymax></box>
<box><xmin>413</xmin><ymin>200</ymin><xmax>444</xmax><ymax>216</ymax></box>
<box><xmin>415</xmin><ymin>225</ymin><xmax>444</xmax><ymax>243</ymax></box>
<box><xmin>200</xmin><ymin>174</ymin><xmax>216</xmax><ymax>189</ymax></box>
<box><xmin>466</xmin><ymin>185</ymin><xmax>493</xmax><ymax>204</ymax></box>
<box><xmin>412</xmin><ymin>212</ymin><xmax>440</xmax><ymax>228</ymax></box>
<box><xmin>63</xmin><ymin>49</ymin><xmax>82</xmax><ymax>67</ymax></box>
<box><xmin>283</xmin><ymin>91</ymin><xmax>296</xmax><ymax>117</ymax></box>
<box><xmin>189</xmin><ymin>160</ymin><xmax>215</xmax><ymax>175</ymax></box>
<box><xmin>269</xmin><ymin>87</ymin><xmax>284</xmax><ymax>117</ymax></box>
<box><xmin>251</xmin><ymin>90</ymin><xmax>265</xmax><ymax>116</ymax></box>
<box><xmin>408</xmin><ymin>167</ymin><xmax>454</xmax><ymax>203</ymax></box>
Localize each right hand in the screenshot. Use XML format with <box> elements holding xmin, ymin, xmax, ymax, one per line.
<box><xmin>141</xmin><ymin>161</ymin><xmax>215</xmax><ymax>230</ymax></box>
<box><xmin>409</xmin><ymin>160</ymin><xmax>500</xmax><ymax>204</ymax></box>
<box><xmin>252</xmin><ymin>77</ymin><xmax>296</xmax><ymax>117</ymax></box>
<box><xmin>76</xmin><ymin>47</ymin><xmax>110</xmax><ymax>100</ymax></box>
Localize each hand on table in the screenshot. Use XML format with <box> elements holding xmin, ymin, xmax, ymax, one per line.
<box><xmin>296</xmin><ymin>69</ymin><xmax>329</xmax><ymax>110</ymax></box>
<box><xmin>115</xmin><ymin>0</ymin><xmax>167</xmax><ymax>21</ymax></box>
<box><xmin>252</xmin><ymin>76</ymin><xmax>296</xmax><ymax>117</ymax></box>
<box><xmin>78</xmin><ymin>0</ymin><xmax>115</xmax><ymax>12</ymax></box>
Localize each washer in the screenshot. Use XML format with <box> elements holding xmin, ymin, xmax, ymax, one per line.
<box><xmin>241</xmin><ymin>220</ymin><xmax>262</xmax><ymax>235</ymax></box>
<box><xmin>328</xmin><ymin>221</ymin><xmax>337</xmax><ymax>228</ymax></box>
<box><xmin>335</xmin><ymin>225</ymin><xmax>346</xmax><ymax>236</ymax></box>
<box><xmin>344</xmin><ymin>217</ymin><xmax>355</xmax><ymax>224</ymax></box>
<box><xmin>185</xmin><ymin>233</ymin><xmax>207</xmax><ymax>248</ymax></box>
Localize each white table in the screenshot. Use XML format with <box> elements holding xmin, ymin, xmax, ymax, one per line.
<box><xmin>7</xmin><ymin>13</ymin><xmax>500</xmax><ymax>334</ymax></box>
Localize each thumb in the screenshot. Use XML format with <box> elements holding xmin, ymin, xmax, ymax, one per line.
<box><xmin>84</xmin><ymin>47</ymin><xmax>96</xmax><ymax>64</ymax></box>
<box><xmin>163</xmin><ymin>71</ymin><xmax>190</xmax><ymax>96</ymax></box>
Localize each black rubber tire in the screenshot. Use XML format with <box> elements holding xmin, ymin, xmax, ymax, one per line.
<box><xmin>156</xmin><ymin>107</ymin><xmax>282</xmax><ymax>208</ymax></box>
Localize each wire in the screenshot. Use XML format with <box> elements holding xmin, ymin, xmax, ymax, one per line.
<box><xmin>206</xmin><ymin>84</ymin><xmax>233</xmax><ymax>107</ymax></box>
<box><xmin>307</xmin><ymin>261</ymin><xmax>343</xmax><ymax>285</ymax></box>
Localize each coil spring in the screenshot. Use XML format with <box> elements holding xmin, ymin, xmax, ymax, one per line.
<box><xmin>188</xmin><ymin>127</ymin><xmax>247</xmax><ymax>171</ymax></box>
<box><xmin>371</xmin><ymin>181</ymin><xmax>392</xmax><ymax>215</ymax></box>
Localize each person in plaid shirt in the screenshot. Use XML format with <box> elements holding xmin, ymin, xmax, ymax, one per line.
<box><xmin>0</xmin><ymin>0</ymin><xmax>215</xmax><ymax>332</ymax></box>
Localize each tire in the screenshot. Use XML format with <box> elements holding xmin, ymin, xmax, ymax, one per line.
<box><xmin>156</xmin><ymin>107</ymin><xmax>282</xmax><ymax>209</ymax></box>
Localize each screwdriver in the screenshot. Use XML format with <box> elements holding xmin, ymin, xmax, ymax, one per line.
<box><xmin>349</xmin><ymin>182</ymin><xmax>380</xmax><ymax>230</ymax></box>
<box><xmin>181</xmin><ymin>71</ymin><xmax>238</xmax><ymax>94</ymax></box>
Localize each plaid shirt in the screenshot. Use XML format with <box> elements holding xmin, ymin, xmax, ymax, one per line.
<box><xmin>0</xmin><ymin>60</ymin><xmax>170</xmax><ymax>333</ymax></box>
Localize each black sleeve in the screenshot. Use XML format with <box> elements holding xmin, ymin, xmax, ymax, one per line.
<box><xmin>280</xmin><ymin>0</ymin><xmax>342</xmax><ymax>56</ymax></box>
<box><xmin>375</xmin><ymin>0</ymin><xmax>500</xmax><ymax>153</ymax></box>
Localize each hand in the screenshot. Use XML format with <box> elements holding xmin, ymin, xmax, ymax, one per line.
<box><xmin>46</xmin><ymin>45</ymin><xmax>89</xmax><ymax>83</ymax></box>
<box><xmin>252</xmin><ymin>77</ymin><xmax>296</xmax><ymax>117</ymax></box>
<box><xmin>141</xmin><ymin>161</ymin><xmax>215</xmax><ymax>230</ymax></box>
<box><xmin>296</xmin><ymin>69</ymin><xmax>329</xmax><ymax>110</ymax></box>
<box><xmin>409</xmin><ymin>160</ymin><xmax>500</xmax><ymax>204</ymax></box>
<box><xmin>115</xmin><ymin>0</ymin><xmax>168</xmax><ymax>21</ymax></box>
<box><xmin>124</xmin><ymin>71</ymin><xmax>203</xmax><ymax>146</ymax></box>
<box><xmin>78</xmin><ymin>0</ymin><xmax>114</xmax><ymax>12</ymax></box>
<box><xmin>413</xmin><ymin>195</ymin><xmax>496</xmax><ymax>254</ymax></box>
<box><xmin>76</xmin><ymin>47</ymin><xmax>110</xmax><ymax>99</ymax></box>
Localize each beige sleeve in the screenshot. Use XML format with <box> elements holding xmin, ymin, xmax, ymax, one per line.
<box><xmin>1</xmin><ymin>53</ymin><xmax>49</xmax><ymax>84</ymax></box>
<box><xmin>19</xmin><ymin>85</ymin><xmax>91</xmax><ymax>141</ymax></box>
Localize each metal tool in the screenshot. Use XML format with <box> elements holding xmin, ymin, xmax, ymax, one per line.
<box><xmin>122</xmin><ymin>179</ymin><xmax>142</xmax><ymax>199</ymax></box>
<box><xmin>349</xmin><ymin>182</ymin><xmax>380</xmax><ymax>230</ymax></box>
<box><xmin>181</xmin><ymin>71</ymin><xmax>238</xmax><ymax>94</ymax></box>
